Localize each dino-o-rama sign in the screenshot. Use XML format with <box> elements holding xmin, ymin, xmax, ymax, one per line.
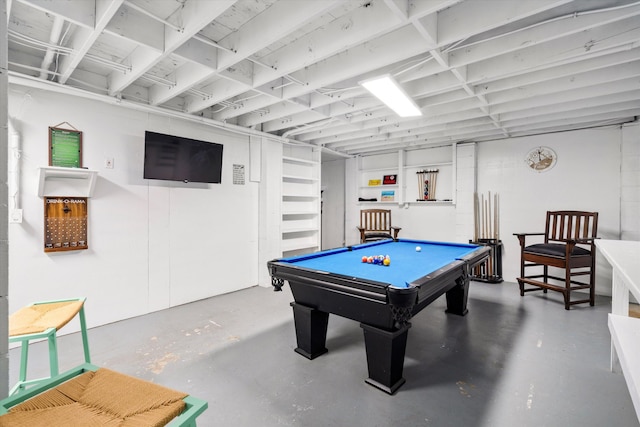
<box><xmin>44</xmin><ymin>197</ymin><xmax>88</xmax><ymax>252</ymax></box>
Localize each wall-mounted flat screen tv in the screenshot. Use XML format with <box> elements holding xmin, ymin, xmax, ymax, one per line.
<box><xmin>144</xmin><ymin>131</ymin><xmax>223</xmax><ymax>184</ymax></box>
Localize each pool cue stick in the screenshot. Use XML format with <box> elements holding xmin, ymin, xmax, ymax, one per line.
<box><xmin>483</xmin><ymin>197</ymin><xmax>487</xmax><ymax>239</ymax></box>
<box><xmin>496</xmin><ymin>193</ymin><xmax>500</xmax><ymax>240</ymax></box>
<box><xmin>485</xmin><ymin>199</ymin><xmax>489</xmax><ymax>240</ymax></box>
<box><xmin>435</xmin><ymin>171</ymin><xmax>438</xmax><ymax>199</ymax></box>
<box><xmin>431</xmin><ymin>171</ymin><xmax>435</xmax><ymax>200</ymax></box>
<box><xmin>481</xmin><ymin>197</ymin><xmax>485</xmax><ymax>240</ymax></box>
<box><xmin>487</xmin><ymin>191</ymin><xmax>493</xmax><ymax>279</ymax></box>
<box><xmin>493</xmin><ymin>194</ymin><xmax>498</xmax><ymax>240</ymax></box>
<box><xmin>417</xmin><ymin>172</ymin><xmax>421</xmax><ymax>200</ymax></box>
<box><xmin>473</xmin><ymin>192</ymin><xmax>478</xmax><ymax>242</ymax></box>
<box><xmin>475</xmin><ymin>194</ymin><xmax>480</xmax><ymax>275</ymax></box>
<box><xmin>487</xmin><ymin>191</ymin><xmax>494</xmax><ymax>277</ymax></box>
<box><xmin>487</xmin><ymin>191</ymin><xmax>493</xmax><ymax>239</ymax></box>
<box><xmin>480</xmin><ymin>193</ymin><xmax>484</xmax><ymax>239</ymax></box>
<box><xmin>476</xmin><ymin>192</ymin><xmax>480</xmax><ymax>240</ymax></box>
<box><xmin>484</xmin><ymin>194</ymin><xmax>488</xmax><ymax>239</ymax></box>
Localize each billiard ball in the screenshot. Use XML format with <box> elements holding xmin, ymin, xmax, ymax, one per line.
<box><xmin>416</xmin><ymin>246</ymin><xmax>421</xmax><ymax>252</ymax></box>
<box><xmin>367</xmin><ymin>256</ymin><xmax>373</xmax><ymax>263</ymax></box>
<box><xmin>362</xmin><ymin>256</ymin><xmax>368</xmax><ymax>263</ymax></box>
<box><xmin>383</xmin><ymin>258</ymin><xmax>390</xmax><ymax>266</ymax></box>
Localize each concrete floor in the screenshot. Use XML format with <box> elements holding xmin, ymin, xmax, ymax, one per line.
<box><xmin>9</xmin><ymin>281</ymin><xmax>639</xmax><ymax>427</ymax></box>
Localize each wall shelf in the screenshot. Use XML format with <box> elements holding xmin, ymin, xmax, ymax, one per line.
<box><xmin>283</xmin><ymin>174</ymin><xmax>318</xmax><ymax>182</ymax></box>
<box><xmin>38</xmin><ymin>166</ymin><xmax>98</xmax><ymax>197</ymax></box>
<box><xmin>357</xmin><ymin>149</ymin><xmax>454</xmax><ymax>205</ymax></box>
<box><xmin>283</xmin><ymin>156</ymin><xmax>316</xmax><ymax>165</ymax></box>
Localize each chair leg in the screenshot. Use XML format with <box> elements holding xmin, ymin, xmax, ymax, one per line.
<box><xmin>18</xmin><ymin>341</ymin><xmax>29</xmax><ymax>384</ymax></box>
<box><xmin>47</xmin><ymin>333</ymin><xmax>60</xmax><ymax>377</ymax></box>
<box><xmin>543</xmin><ymin>265</ymin><xmax>548</xmax><ymax>293</ymax></box>
<box><xmin>519</xmin><ymin>252</ymin><xmax>526</xmax><ymax>297</ymax></box>
<box><xmin>589</xmin><ymin>262</ymin><xmax>596</xmax><ymax>306</ymax></box>
<box><xmin>564</xmin><ymin>267</ymin><xmax>572</xmax><ymax>310</ymax></box>
<box><xmin>79</xmin><ymin>306</ymin><xmax>91</xmax><ymax>363</ymax></box>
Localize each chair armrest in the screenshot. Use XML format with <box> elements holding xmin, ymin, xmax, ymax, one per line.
<box><xmin>391</xmin><ymin>226</ymin><xmax>401</xmax><ymax>240</ymax></box>
<box><xmin>513</xmin><ymin>232</ymin><xmax>544</xmax><ymax>248</ymax></box>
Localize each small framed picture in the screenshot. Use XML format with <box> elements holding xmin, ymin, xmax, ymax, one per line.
<box><xmin>383</xmin><ymin>174</ymin><xmax>397</xmax><ymax>185</ymax></box>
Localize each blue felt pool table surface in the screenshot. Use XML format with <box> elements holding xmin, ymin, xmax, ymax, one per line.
<box><xmin>279</xmin><ymin>239</ymin><xmax>481</xmax><ymax>289</ymax></box>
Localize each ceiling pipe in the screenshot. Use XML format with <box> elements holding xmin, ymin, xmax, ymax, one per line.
<box><xmin>7</xmin><ymin>116</ymin><xmax>21</xmax><ymax>213</ymax></box>
<box><xmin>39</xmin><ymin>16</ymin><xmax>65</xmax><ymax>80</ymax></box>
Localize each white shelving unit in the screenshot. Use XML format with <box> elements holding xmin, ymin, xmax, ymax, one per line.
<box><xmin>38</xmin><ymin>166</ymin><xmax>98</xmax><ymax>197</ymax></box>
<box><xmin>281</xmin><ymin>146</ymin><xmax>321</xmax><ymax>256</ymax></box>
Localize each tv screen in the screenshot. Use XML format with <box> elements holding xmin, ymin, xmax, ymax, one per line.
<box><xmin>143</xmin><ymin>131</ymin><xmax>223</xmax><ymax>183</ymax></box>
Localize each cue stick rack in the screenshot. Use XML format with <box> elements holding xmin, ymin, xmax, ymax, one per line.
<box><xmin>470</xmin><ymin>191</ymin><xmax>503</xmax><ymax>283</ymax></box>
<box><xmin>416</xmin><ymin>169</ymin><xmax>439</xmax><ymax>201</ymax></box>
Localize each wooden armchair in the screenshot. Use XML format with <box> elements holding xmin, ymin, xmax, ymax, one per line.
<box><xmin>357</xmin><ymin>209</ymin><xmax>401</xmax><ymax>243</ymax></box>
<box><xmin>514</xmin><ymin>210</ymin><xmax>598</xmax><ymax>310</ymax></box>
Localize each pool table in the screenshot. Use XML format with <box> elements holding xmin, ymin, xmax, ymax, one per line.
<box><xmin>267</xmin><ymin>238</ymin><xmax>490</xmax><ymax>394</ymax></box>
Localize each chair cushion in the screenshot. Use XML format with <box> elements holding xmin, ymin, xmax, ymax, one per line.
<box><xmin>524</xmin><ymin>243</ymin><xmax>591</xmax><ymax>258</ymax></box>
<box><xmin>364</xmin><ymin>232</ymin><xmax>392</xmax><ymax>240</ymax></box>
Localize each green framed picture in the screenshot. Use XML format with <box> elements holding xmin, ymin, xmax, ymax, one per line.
<box><xmin>49</xmin><ymin>126</ymin><xmax>82</xmax><ymax>168</ymax></box>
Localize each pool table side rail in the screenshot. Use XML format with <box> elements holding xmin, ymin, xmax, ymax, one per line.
<box><xmin>457</xmin><ymin>245</ymin><xmax>492</xmax><ymax>269</ymax></box>
<box><xmin>275</xmin><ymin>239</ymin><xmax>483</xmax><ymax>264</ymax></box>
<box><xmin>409</xmin><ymin>260</ymin><xmax>467</xmax><ymax>312</ymax></box>
<box><xmin>267</xmin><ymin>260</ymin><xmax>389</xmax><ymax>303</ymax></box>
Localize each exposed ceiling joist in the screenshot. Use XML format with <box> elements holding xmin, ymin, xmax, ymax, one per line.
<box><xmin>6</xmin><ymin>0</ymin><xmax>639</xmax><ymax>160</ymax></box>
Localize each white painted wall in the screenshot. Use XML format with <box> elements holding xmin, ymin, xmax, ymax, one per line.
<box><xmin>8</xmin><ymin>84</ymin><xmax>263</xmax><ymax>331</ymax></box>
<box><xmin>476</xmin><ymin>126</ymin><xmax>623</xmax><ymax>296</ymax></box>
<box><xmin>334</xmin><ymin>124</ymin><xmax>639</xmax><ymax>297</ymax></box>
<box><xmin>0</xmin><ymin>0</ymin><xmax>10</xmax><ymax>396</ymax></box>
<box><xmin>621</xmin><ymin>123</ymin><xmax>640</xmax><ymax>241</ymax></box>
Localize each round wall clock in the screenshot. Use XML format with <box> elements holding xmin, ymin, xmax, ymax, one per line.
<box><xmin>524</xmin><ymin>146</ymin><xmax>557</xmax><ymax>172</ymax></box>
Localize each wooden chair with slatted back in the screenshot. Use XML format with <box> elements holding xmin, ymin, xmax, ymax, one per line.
<box><xmin>514</xmin><ymin>210</ymin><xmax>598</xmax><ymax>310</ymax></box>
<box><xmin>357</xmin><ymin>209</ymin><xmax>401</xmax><ymax>244</ymax></box>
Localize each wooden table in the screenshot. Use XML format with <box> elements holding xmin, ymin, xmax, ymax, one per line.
<box><xmin>595</xmin><ymin>239</ymin><xmax>640</xmax><ymax>421</ymax></box>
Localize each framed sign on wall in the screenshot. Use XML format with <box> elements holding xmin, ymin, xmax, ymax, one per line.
<box><xmin>44</xmin><ymin>197</ymin><xmax>88</xmax><ymax>252</ymax></box>
<box><xmin>49</xmin><ymin>124</ymin><xmax>82</xmax><ymax>168</ymax></box>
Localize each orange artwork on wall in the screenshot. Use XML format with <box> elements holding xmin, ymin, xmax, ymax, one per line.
<box><xmin>44</xmin><ymin>197</ymin><xmax>88</xmax><ymax>252</ymax></box>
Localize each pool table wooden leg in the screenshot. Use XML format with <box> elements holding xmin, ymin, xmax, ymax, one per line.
<box><xmin>445</xmin><ymin>276</ymin><xmax>469</xmax><ymax>316</ymax></box>
<box><xmin>290</xmin><ymin>302</ymin><xmax>329</xmax><ymax>360</ymax></box>
<box><xmin>360</xmin><ymin>323</ymin><xmax>411</xmax><ymax>395</ymax></box>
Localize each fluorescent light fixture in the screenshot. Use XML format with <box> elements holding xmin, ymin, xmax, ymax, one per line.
<box><xmin>359</xmin><ymin>74</ymin><xmax>422</xmax><ymax>117</ymax></box>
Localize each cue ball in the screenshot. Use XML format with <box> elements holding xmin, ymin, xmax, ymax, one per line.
<box><xmin>416</xmin><ymin>246</ymin><xmax>421</xmax><ymax>252</ymax></box>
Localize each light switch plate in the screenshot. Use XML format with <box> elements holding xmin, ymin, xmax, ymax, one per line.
<box><xmin>10</xmin><ymin>209</ymin><xmax>23</xmax><ymax>223</ymax></box>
